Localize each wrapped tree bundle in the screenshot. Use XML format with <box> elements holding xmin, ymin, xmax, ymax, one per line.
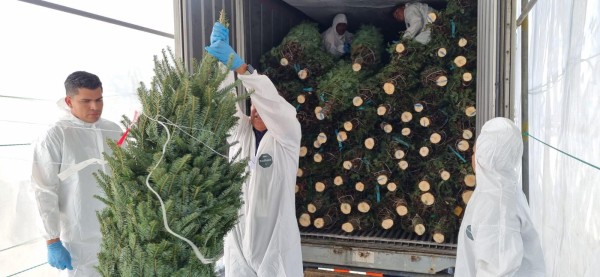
<box><xmin>350</xmin><ymin>25</ymin><xmax>384</xmax><ymax>72</ymax></box>
<box><xmin>260</xmin><ymin>21</ymin><xmax>335</xmax><ymax>82</ymax></box>
<box><xmin>316</xmin><ymin>61</ymin><xmax>369</xmax><ymax>119</ymax></box>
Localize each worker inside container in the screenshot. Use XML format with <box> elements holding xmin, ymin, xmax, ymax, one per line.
<box><xmin>455</xmin><ymin>117</ymin><xmax>545</xmax><ymax>276</ymax></box>
<box><xmin>321</xmin><ymin>13</ymin><xmax>354</xmax><ymax>57</ymax></box>
<box><xmin>391</xmin><ymin>2</ymin><xmax>435</xmax><ymax>44</ymax></box>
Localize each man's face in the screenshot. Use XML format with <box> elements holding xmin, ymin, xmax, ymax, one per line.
<box><xmin>393</xmin><ymin>7</ymin><xmax>405</xmax><ymax>22</ymax></box>
<box><xmin>250</xmin><ymin>105</ymin><xmax>267</xmax><ymax>131</ymax></box>
<box><xmin>336</xmin><ymin>23</ymin><xmax>347</xmax><ymax>35</ymax></box>
<box><xmin>65</xmin><ymin>87</ymin><xmax>104</xmax><ymax>123</ymax></box>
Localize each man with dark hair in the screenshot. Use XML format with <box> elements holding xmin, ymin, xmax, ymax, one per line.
<box><xmin>31</xmin><ymin>71</ymin><xmax>121</xmax><ymax>276</ymax></box>
<box><xmin>392</xmin><ymin>2</ymin><xmax>435</xmax><ymax>44</ymax></box>
<box><xmin>205</xmin><ymin>23</ymin><xmax>303</xmax><ymax>276</ymax></box>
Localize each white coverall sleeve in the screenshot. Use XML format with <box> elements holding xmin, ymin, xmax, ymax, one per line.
<box><xmin>221</xmin><ymin>69</ymin><xmax>249</xmax><ymax>148</ymax></box>
<box><xmin>402</xmin><ymin>6</ymin><xmax>424</xmax><ymax>40</ymax></box>
<box><xmin>31</xmin><ymin>128</ymin><xmax>63</xmax><ymax>240</ymax></box>
<box><xmin>474</xmin><ymin>216</ymin><xmax>525</xmax><ymax>276</ymax></box>
<box><xmin>237</xmin><ymin>72</ymin><xmax>301</xmax><ymax>150</ymax></box>
<box><xmin>345</xmin><ymin>32</ymin><xmax>354</xmax><ymax>44</ymax></box>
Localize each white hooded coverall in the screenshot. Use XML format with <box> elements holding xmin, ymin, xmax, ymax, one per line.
<box><xmin>455</xmin><ymin>118</ymin><xmax>545</xmax><ymax>276</ymax></box>
<box><xmin>31</xmin><ymin>110</ymin><xmax>121</xmax><ymax>276</ymax></box>
<box><xmin>402</xmin><ymin>2</ymin><xmax>434</xmax><ymax>44</ymax></box>
<box><xmin>321</xmin><ymin>14</ymin><xmax>354</xmax><ymax>57</ymax></box>
<box><xmin>224</xmin><ymin>71</ymin><xmax>303</xmax><ymax>276</ymax></box>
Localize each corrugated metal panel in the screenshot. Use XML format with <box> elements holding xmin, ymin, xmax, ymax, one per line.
<box><xmin>241</xmin><ymin>0</ymin><xmax>307</xmax><ymax>67</ymax></box>
<box><xmin>476</xmin><ymin>0</ymin><xmax>499</xmax><ymax>136</ymax></box>
<box><xmin>476</xmin><ymin>0</ymin><xmax>516</xmax><ymax>136</ymax></box>
<box><xmin>176</xmin><ymin>0</ymin><xmax>305</xmax><ymax>73</ymax></box>
<box><xmin>176</xmin><ymin>0</ymin><xmax>237</xmax><ymax>70</ymax></box>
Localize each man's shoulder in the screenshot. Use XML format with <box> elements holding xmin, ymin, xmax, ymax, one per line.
<box><xmin>406</xmin><ymin>2</ymin><xmax>429</xmax><ymax>10</ymax></box>
<box><xmin>98</xmin><ymin>118</ymin><xmax>122</xmax><ymax>130</ymax></box>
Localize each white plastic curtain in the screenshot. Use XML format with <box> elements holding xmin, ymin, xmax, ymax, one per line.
<box><xmin>0</xmin><ymin>1</ymin><xmax>173</xmax><ymax>276</ymax></box>
<box><xmin>525</xmin><ymin>0</ymin><xmax>600</xmax><ymax>276</ymax></box>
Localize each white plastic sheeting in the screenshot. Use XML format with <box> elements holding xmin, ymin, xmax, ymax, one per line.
<box><xmin>0</xmin><ymin>1</ymin><xmax>173</xmax><ymax>276</ymax></box>
<box><xmin>525</xmin><ymin>0</ymin><xmax>600</xmax><ymax>276</ymax></box>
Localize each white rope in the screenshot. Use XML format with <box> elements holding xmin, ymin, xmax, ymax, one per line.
<box><xmin>157</xmin><ymin>116</ymin><xmax>228</xmax><ymax>159</ymax></box>
<box><xmin>143</xmin><ymin>115</ymin><xmax>222</xmax><ymax>264</ymax></box>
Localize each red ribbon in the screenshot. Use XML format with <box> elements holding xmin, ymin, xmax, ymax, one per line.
<box><xmin>117</xmin><ymin>111</ymin><xmax>139</xmax><ymax>147</ymax></box>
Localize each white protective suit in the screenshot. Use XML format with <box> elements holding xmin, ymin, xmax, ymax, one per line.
<box><xmin>402</xmin><ymin>2</ymin><xmax>434</xmax><ymax>44</ymax></box>
<box><xmin>31</xmin><ymin>105</ymin><xmax>121</xmax><ymax>276</ymax></box>
<box><xmin>321</xmin><ymin>14</ymin><xmax>354</xmax><ymax>57</ymax></box>
<box><xmin>455</xmin><ymin>118</ymin><xmax>545</xmax><ymax>277</ymax></box>
<box><xmin>223</xmin><ymin>71</ymin><xmax>303</xmax><ymax>276</ymax></box>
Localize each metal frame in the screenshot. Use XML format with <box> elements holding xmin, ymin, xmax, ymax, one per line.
<box><xmin>301</xmin><ymin>237</ymin><xmax>456</xmax><ymax>275</ymax></box>
<box><xmin>300</xmin><ymin>229</ymin><xmax>456</xmax><ymax>275</ymax></box>
<box><xmin>519</xmin><ymin>0</ymin><xmax>531</xmax><ymax>199</ymax></box>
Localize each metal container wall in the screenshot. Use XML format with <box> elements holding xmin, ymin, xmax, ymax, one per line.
<box><xmin>177</xmin><ymin>0</ymin><xmax>306</xmax><ymax>69</ymax></box>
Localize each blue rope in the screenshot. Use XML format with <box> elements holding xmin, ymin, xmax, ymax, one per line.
<box><xmin>376</xmin><ymin>185</ymin><xmax>381</xmax><ymax>203</ymax></box>
<box><xmin>335</xmin><ymin>130</ymin><xmax>343</xmax><ymax>151</ymax></box>
<box><xmin>303</xmin><ymin>87</ymin><xmax>313</xmax><ymax>92</ymax></box>
<box><xmin>525</xmin><ymin>132</ymin><xmax>600</xmax><ymax>171</ymax></box>
<box><xmin>392</xmin><ymin>136</ymin><xmax>411</xmax><ymax>148</ymax></box>
<box><xmin>448</xmin><ymin>145</ymin><xmax>467</xmax><ymax>163</ymax></box>
<box><xmin>451</xmin><ymin>20</ymin><xmax>456</xmax><ymax>38</ymax></box>
<box><xmin>362</xmin><ymin>158</ymin><xmax>371</xmax><ymax>172</ymax></box>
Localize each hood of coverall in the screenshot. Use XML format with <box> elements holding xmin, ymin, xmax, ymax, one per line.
<box><xmin>474</xmin><ymin>117</ymin><xmax>523</xmax><ymax>192</ymax></box>
<box><xmin>331</xmin><ymin>13</ymin><xmax>348</xmax><ymax>31</ymax></box>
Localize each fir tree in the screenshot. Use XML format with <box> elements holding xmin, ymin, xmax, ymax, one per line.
<box><xmin>95</xmin><ymin>13</ymin><xmax>248</xmax><ymax>276</ymax></box>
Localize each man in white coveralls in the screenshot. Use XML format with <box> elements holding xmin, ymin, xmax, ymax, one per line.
<box><xmin>205</xmin><ymin>21</ymin><xmax>303</xmax><ymax>277</ymax></box>
<box><xmin>392</xmin><ymin>2</ymin><xmax>435</xmax><ymax>44</ymax></box>
<box><xmin>31</xmin><ymin>71</ymin><xmax>122</xmax><ymax>276</ymax></box>
<box><xmin>321</xmin><ymin>13</ymin><xmax>354</xmax><ymax>57</ymax></box>
<box><xmin>455</xmin><ymin>117</ymin><xmax>545</xmax><ymax>276</ymax></box>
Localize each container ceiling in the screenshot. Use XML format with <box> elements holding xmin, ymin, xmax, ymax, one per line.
<box><xmin>281</xmin><ymin>0</ymin><xmax>447</xmax><ymax>40</ymax></box>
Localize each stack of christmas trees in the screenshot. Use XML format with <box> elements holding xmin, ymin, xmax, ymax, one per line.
<box><xmin>262</xmin><ymin>0</ymin><xmax>477</xmax><ymax>243</ymax></box>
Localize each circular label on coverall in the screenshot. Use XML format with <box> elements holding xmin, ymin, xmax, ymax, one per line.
<box><xmin>259</xmin><ymin>154</ymin><xmax>273</xmax><ymax>168</ymax></box>
<box><xmin>466</xmin><ymin>225</ymin><xmax>474</xmax><ymax>240</ymax></box>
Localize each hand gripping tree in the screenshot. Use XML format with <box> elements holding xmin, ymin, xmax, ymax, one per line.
<box><xmin>95</xmin><ymin>12</ymin><xmax>247</xmax><ymax>276</ymax></box>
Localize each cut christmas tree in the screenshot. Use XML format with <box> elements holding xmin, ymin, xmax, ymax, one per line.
<box><xmin>96</xmin><ymin>13</ymin><xmax>248</xmax><ymax>276</ymax></box>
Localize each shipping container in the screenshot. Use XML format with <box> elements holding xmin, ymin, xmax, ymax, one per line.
<box><xmin>176</xmin><ymin>0</ymin><xmax>515</xmax><ymax>275</ymax></box>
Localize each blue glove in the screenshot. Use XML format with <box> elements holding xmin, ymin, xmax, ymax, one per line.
<box><xmin>344</xmin><ymin>43</ymin><xmax>351</xmax><ymax>54</ymax></box>
<box><xmin>210</xmin><ymin>22</ymin><xmax>229</xmax><ymax>45</ymax></box>
<box><xmin>47</xmin><ymin>241</ymin><xmax>73</xmax><ymax>270</ymax></box>
<box><xmin>205</xmin><ymin>40</ymin><xmax>244</xmax><ymax>70</ymax></box>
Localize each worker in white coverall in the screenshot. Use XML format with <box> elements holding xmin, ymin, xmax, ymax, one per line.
<box><xmin>455</xmin><ymin>117</ymin><xmax>545</xmax><ymax>276</ymax></box>
<box><xmin>31</xmin><ymin>71</ymin><xmax>122</xmax><ymax>276</ymax></box>
<box><xmin>321</xmin><ymin>13</ymin><xmax>354</xmax><ymax>57</ymax></box>
<box><xmin>392</xmin><ymin>2</ymin><xmax>435</xmax><ymax>44</ymax></box>
<box><xmin>205</xmin><ymin>22</ymin><xmax>303</xmax><ymax>276</ymax></box>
